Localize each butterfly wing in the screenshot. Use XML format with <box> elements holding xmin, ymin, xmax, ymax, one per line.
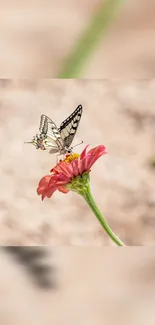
<box><xmin>58</xmin><ymin>105</ymin><xmax>83</xmax><ymax>148</ymax></box>
<box><xmin>39</xmin><ymin>115</ymin><xmax>64</xmax><ymax>152</ymax></box>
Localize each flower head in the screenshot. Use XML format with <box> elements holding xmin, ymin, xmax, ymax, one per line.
<box><xmin>37</xmin><ymin>145</ymin><xmax>107</xmax><ymax>200</ymax></box>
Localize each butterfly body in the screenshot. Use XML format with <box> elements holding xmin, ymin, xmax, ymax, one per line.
<box><xmin>27</xmin><ymin>105</ymin><xmax>83</xmax><ymax>155</ymax></box>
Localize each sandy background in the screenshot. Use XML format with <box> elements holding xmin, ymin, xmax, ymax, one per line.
<box><xmin>0</xmin><ymin>248</ymin><xmax>155</xmax><ymax>325</ymax></box>
<box><xmin>0</xmin><ymin>0</ymin><xmax>155</xmax><ymax>78</ymax></box>
<box><xmin>0</xmin><ymin>79</ymin><xmax>155</xmax><ymax>245</ymax></box>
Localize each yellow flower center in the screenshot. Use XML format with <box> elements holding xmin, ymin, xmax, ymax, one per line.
<box><xmin>64</xmin><ymin>153</ymin><xmax>80</xmax><ymax>163</ymax></box>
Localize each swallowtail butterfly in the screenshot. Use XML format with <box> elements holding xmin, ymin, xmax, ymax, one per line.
<box><xmin>25</xmin><ymin>105</ymin><xmax>83</xmax><ymax>155</ymax></box>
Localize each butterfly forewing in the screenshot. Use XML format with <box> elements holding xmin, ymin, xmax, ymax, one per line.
<box><xmin>39</xmin><ymin>114</ymin><xmax>64</xmax><ymax>152</ymax></box>
<box><xmin>40</xmin><ymin>115</ymin><xmax>59</xmax><ymax>140</ymax></box>
<box><xmin>59</xmin><ymin>105</ymin><xmax>83</xmax><ymax>148</ymax></box>
<box><xmin>39</xmin><ymin>115</ymin><xmax>48</xmax><ymax>136</ymax></box>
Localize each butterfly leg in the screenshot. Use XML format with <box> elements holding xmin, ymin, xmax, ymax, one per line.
<box><xmin>56</xmin><ymin>153</ymin><xmax>62</xmax><ymax>164</ymax></box>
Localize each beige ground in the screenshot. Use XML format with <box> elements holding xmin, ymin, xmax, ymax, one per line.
<box><xmin>0</xmin><ymin>79</ymin><xmax>155</xmax><ymax>245</ymax></box>
<box><xmin>0</xmin><ymin>248</ymin><xmax>155</xmax><ymax>325</ymax></box>
<box><xmin>0</xmin><ymin>0</ymin><xmax>155</xmax><ymax>78</ymax></box>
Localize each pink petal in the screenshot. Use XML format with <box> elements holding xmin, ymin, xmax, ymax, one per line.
<box><xmin>86</xmin><ymin>145</ymin><xmax>107</xmax><ymax>170</ymax></box>
<box><xmin>37</xmin><ymin>182</ymin><xmax>57</xmax><ymax>200</ymax></box>
<box><xmin>50</xmin><ymin>160</ymin><xmax>66</xmax><ymax>173</ymax></box>
<box><xmin>49</xmin><ymin>173</ymin><xmax>70</xmax><ymax>186</ymax></box>
<box><xmin>58</xmin><ymin>187</ymin><xmax>70</xmax><ymax>194</ymax></box>
<box><xmin>57</xmin><ymin>161</ymin><xmax>74</xmax><ymax>178</ymax></box>
<box><xmin>71</xmin><ymin>159</ymin><xmax>79</xmax><ymax>177</ymax></box>
<box><xmin>38</xmin><ymin>175</ymin><xmax>51</xmax><ymax>188</ymax></box>
<box><xmin>78</xmin><ymin>145</ymin><xmax>91</xmax><ymax>174</ymax></box>
<box><xmin>80</xmin><ymin>145</ymin><xmax>90</xmax><ymax>161</ymax></box>
<box><xmin>51</xmin><ymin>161</ymin><xmax>74</xmax><ymax>179</ymax></box>
<box><xmin>45</xmin><ymin>187</ymin><xmax>57</xmax><ymax>199</ymax></box>
<box><xmin>78</xmin><ymin>156</ymin><xmax>89</xmax><ymax>174</ymax></box>
<box><xmin>37</xmin><ymin>175</ymin><xmax>52</xmax><ymax>196</ymax></box>
<box><xmin>87</xmin><ymin>145</ymin><xmax>107</xmax><ymax>158</ymax></box>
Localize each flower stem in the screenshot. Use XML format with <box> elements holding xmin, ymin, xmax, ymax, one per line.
<box><xmin>58</xmin><ymin>0</ymin><xmax>125</xmax><ymax>78</ymax></box>
<box><xmin>82</xmin><ymin>186</ymin><xmax>125</xmax><ymax>246</ymax></box>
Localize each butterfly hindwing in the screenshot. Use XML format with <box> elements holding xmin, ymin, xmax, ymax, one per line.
<box><xmin>59</xmin><ymin>105</ymin><xmax>83</xmax><ymax>148</ymax></box>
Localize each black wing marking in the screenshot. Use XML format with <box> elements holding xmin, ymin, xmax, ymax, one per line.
<box><xmin>59</xmin><ymin>105</ymin><xmax>83</xmax><ymax>148</ymax></box>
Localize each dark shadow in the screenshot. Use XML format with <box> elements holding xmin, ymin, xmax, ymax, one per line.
<box><xmin>3</xmin><ymin>247</ymin><xmax>58</xmax><ymax>290</ymax></box>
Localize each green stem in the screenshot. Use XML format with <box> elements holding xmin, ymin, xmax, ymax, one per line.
<box><xmin>58</xmin><ymin>0</ymin><xmax>125</xmax><ymax>78</ymax></box>
<box><xmin>81</xmin><ymin>186</ymin><xmax>125</xmax><ymax>246</ymax></box>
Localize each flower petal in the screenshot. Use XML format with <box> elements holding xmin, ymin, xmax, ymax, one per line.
<box><xmin>86</xmin><ymin>145</ymin><xmax>107</xmax><ymax>170</ymax></box>
<box><xmin>79</xmin><ymin>145</ymin><xmax>91</xmax><ymax>174</ymax></box>
<box><xmin>45</xmin><ymin>187</ymin><xmax>57</xmax><ymax>199</ymax></box>
<box><xmin>78</xmin><ymin>156</ymin><xmax>89</xmax><ymax>174</ymax></box>
<box><xmin>49</xmin><ymin>173</ymin><xmax>70</xmax><ymax>186</ymax></box>
<box><xmin>37</xmin><ymin>181</ymin><xmax>57</xmax><ymax>200</ymax></box>
<box><xmin>57</xmin><ymin>162</ymin><xmax>74</xmax><ymax>178</ymax></box>
<box><xmin>58</xmin><ymin>187</ymin><xmax>70</xmax><ymax>194</ymax></box>
<box><xmin>51</xmin><ymin>161</ymin><xmax>74</xmax><ymax>179</ymax></box>
<box><xmin>37</xmin><ymin>175</ymin><xmax>51</xmax><ymax>196</ymax></box>
<box><xmin>37</xmin><ymin>175</ymin><xmax>51</xmax><ymax>188</ymax></box>
<box><xmin>80</xmin><ymin>145</ymin><xmax>90</xmax><ymax>161</ymax></box>
<box><xmin>50</xmin><ymin>163</ymin><xmax>63</xmax><ymax>174</ymax></box>
<box><xmin>71</xmin><ymin>158</ymin><xmax>79</xmax><ymax>177</ymax></box>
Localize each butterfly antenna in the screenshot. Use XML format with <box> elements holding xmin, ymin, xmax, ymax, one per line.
<box><xmin>72</xmin><ymin>140</ymin><xmax>83</xmax><ymax>149</ymax></box>
<box><xmin>24</xmin><ymin>141</ymin><xmax>33</xmax><ymax>144</ymax></box>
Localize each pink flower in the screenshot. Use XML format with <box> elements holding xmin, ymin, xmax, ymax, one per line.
<box><xmin>37</xmin><ymin>145</ymin><xmax>107</xmax><ymax>200</ymax></box>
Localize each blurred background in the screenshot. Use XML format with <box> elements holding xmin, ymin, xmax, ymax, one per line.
<box><xmin>0</xmin><ymin>247</ymin><xmax>155</xmax><ymax>325</ymax></box>
<box><xmin>0</xmin><ymin>79</ymin><xmax>155</xmax><ymax>245</ymax></box>
<box><xmin>0</xmin><ymin>0</ymin><xmax>155</xmax><ymax>78</ymax></box>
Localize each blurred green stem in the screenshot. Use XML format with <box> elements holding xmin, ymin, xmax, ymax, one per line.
<box><xmin>58</xmin><ymin>0</ymin><xmax>125</xmax><ymax>78</ymax></box>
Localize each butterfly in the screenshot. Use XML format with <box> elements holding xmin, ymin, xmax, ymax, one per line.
<box><xmin>25</xmin><ymin>105</ymin><xmax>83</xmax><ymax>156</ymax></box>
